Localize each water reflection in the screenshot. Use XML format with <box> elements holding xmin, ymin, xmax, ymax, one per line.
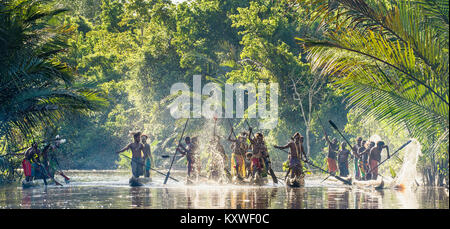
<box><xmin>0</xmin><ymin>171</ymin><xmax>448</xmax><ymax>209</ymax></box>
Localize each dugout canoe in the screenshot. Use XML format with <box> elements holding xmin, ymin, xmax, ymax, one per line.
<box><xmin>129</xmin><ymin>177</ymin><xmax>152</xmax><ymax>187</ymax></box>
<box><xmin>285</xmin><ymin>176</ymin><xmax>305</xmax><ymax>188</ymax></box>
<box><xmin>352</xmin><ymin>177</ymin><xmax>384</xmax><ymax>190</ymax></box>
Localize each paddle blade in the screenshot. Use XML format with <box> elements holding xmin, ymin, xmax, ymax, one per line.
<box><xmin>328</xmin><ymin>120</ymin><xmax>338</xmax><ymax>130</ymax></box>
<box><xmin>397</xmin><ymin>140</ymin><xmax>412</xmax><ymax>151</ymax></box>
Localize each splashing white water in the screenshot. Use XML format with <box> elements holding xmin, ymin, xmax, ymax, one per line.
<box><xmin>369</xmin><ymin>134</ymin><xmax>382</xmax><ymax>143</ymax></box>
<box><xmin>392</xmin><ymin>139</ymin><xmax>422</xmax><ymax>189</ymax></box>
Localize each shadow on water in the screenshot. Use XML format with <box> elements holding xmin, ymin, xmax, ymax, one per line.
<box><xmin>0</xmin><ymin>170</ymin><xmax>448</xmax><ymax>209</ymax></box>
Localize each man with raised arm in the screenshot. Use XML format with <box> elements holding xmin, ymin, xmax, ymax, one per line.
<box><xmin>274</xmin><ymin>132</ymin><xmax>307</xmax><ymax>179</ymax></box>
<box><xmin>324</xmin><ymin>132</ymin><xmax>339</xmax><ymax>175</ymax></box>
<box><xmin>228</xmin><ymin>130</ymin><xmax>248</xmax><ymax>181</ymax></box>
<box><xmin>177</xmin><ymin>136</ymin><xmax>199</xmax><ymax>181</ymax></box>
<box><xmin>369</xmin><ymin>141</ymin><xmax>390</xmax><ymax>180</ymax></box>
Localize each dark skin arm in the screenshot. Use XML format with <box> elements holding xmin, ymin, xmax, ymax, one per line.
<box><xmin>116</xmin><ymin>144</ymin><xmax>131</xmax><ymax>154</ymax></box>
<box><xmin>274</xmin><ymin>142</ymin><xmax>291</xmax><ymax>150</ymax></box>
<box><xmin>177</xmin><ymin>143</ymin><xmax>188</xmax><ymax>156</ymax></box>
<box><xmin>247</xmin><ymin>127</ymin><xmax>255</xmax><ymax>144</ymax></box>
<box><xmin>324</xmin><ymin>132</ymin><xmax>331</xmax><ymax>145</ymax></box>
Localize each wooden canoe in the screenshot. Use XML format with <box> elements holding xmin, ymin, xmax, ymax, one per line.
<box><xmin>22</xmin><ymin>179</ymin><xmax>57</xmax><ymax>189</ymax></box>
<box><xmin>352</xmin><ymin>178</ymin><xmax>384</xmax><ymax>190</ymax></box>
<box><xmin>328</xmin><ymin>176</ymin><xmax>353</xmax><ymax>184</ymax></box>
<box><xmin>285</xmin><ymin>176</ymin><xmax>305</xmax><ymax>188</ymax></box>
<box><xmin>129</xmin><ymin>177</ymin><xmax>152</xmax><ymax>187</ymax></box>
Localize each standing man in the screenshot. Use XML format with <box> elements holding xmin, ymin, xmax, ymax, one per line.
<box><xmin>357</xmin><ymin>140</ymin><xmax>367</xmax><ymax>180</ymax></box>
<box><xmin>352</xmin><ymin>137</ymin><xmax>363</xmax><ymax>180</ymax></box>
<box><xmin>141</xmin><ymin>135</ymin><xmax>152</xmax><ymax>179</ymax></box>
<box><xmin>41</xmin><ymin>140</ymin><xmax>70</xmax><ymax>183</ymax></box>
<box><xmin>22</xmin><ymin>142</ymin><xmax>39</xmax><ymax>183</ymax></box>
<box><xmin>324</xmin><ymin>132</ymin><xmax>339</xmax><ymax>175</ymax></box>
<box><xmin>177</xmin><ymin>136</ymin><xmax>199</xmax><ymax>181</ymax></box>
<box><xmin>338</xmin><ymin>142</ymin><xmax>351</xmax><ymax>177</ymax></box>
<box><xmin>248</xmin><ymin>129</ymin><xmax>269</xmax><ymax>177</ymax></box>
<box><xmin>360</xmin><ymin>141</ymin><xmax>375</xmax><ymax>180</ymax></box>
<box><xmin>274</xmin><ymin>132</ymin><xmax>306</xmax><ymax>179</ymax></box>
<box><xmin>116</xmin><ymin>132</ymin><xmax>145</xmax><ymax>179</ymax></box>
<box><xmin>368</xmin><ymin>141</ymin><xmax>390</xmax><ymax>180</ymax></box>
<box><xmin>228</xmin><ymin>131</ymin><xmax>248</xmax><ymax>181</ymax></box>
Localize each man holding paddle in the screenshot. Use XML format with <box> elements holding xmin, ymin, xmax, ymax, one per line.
<box><xmin>274</xmin><ymin>132</ymin><xmax>307</xmax><ymax>180</ymax></box>
<box><xmin>116</xmin><ymin>132</ymin><xmax>145</xmax><ymax>179</ymax></box>
<box><xmin>324</xmin><ymin>132</ymin><xmax>339</xmax><ymax>175</ymax></box>
<box><xmin>177</xmin><ymin>136</ymin><xmax>199</xmax><ymax>181</ymax></box>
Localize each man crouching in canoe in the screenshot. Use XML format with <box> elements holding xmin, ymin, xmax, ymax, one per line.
<box><xmin>116</xmin><ymin>132</ymin><xmax>145</xmax><ymax>179</ymax></box>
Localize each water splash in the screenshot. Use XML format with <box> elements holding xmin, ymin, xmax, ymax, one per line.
<box><xmin>369</xmin><ymin>134</ymin><xmax>382</xmax><ymax>143</ymax></box>
<box><xmin>392</xmin><ymin>139</ymin><xmax>422</xmax><ymax>189</ymax></box>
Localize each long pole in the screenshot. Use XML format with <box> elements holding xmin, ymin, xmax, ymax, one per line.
<box><xmin>164</xmin><ymin>118</ymin><xmax>190</xmax><ymax>184</ymax></box>
<box><xmin>328</xmin><ymin>120</ymin><xmax>353</xmax><ymax>149</ymax></box>
<box><xmin>120</xmin><ymin>154</ymin><xmax>180</xmax><ymax>182</ymax></box>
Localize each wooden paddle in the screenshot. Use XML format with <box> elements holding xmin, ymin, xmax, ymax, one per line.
<box><xmin>245</xmin><ymin>119</ymin><xmax>278</xmax><ymax>184</ymax></box>
<box><xmin>120</xmin><ymin>154</ymin><xmax>180</xmax><ymax>182</ymax></box>
<box><xmin>328</xmin><ymin>120</ymin><xmax>353</xmax><ymax>149</ymax></box>
<box><xmin>164</xmin><ymin>118</ymin><xmax>190</xmax><ymax>184</ymax></box>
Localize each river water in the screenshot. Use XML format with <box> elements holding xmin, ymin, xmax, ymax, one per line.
<box><xmin>0</xmin><ymin>170</ymin><xmax>448</xmax><ymax>209</ymax></box>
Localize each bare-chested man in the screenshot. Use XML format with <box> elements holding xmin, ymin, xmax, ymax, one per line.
<box><xmin>325</xmin><ymin>132</ymin><xmax>339</xmax><ymax>175</ymax></box>
<box><xmin>368</xmin><ymin>141</ymin><xmax>390</xmax><ymax>180</ymax></box>
<box><xmin>248</xmin><ymin>128</ymin><xmax>268</xmax><ymax>178</ymax></box>
<box><xmin>141</xmin><ymin>135</ymin><xmax>152</xmax><ymax>178</ymax></box>
<box><xmin>116</xmin><ymin>132</ymin><xmax>144</xmax><ymax>178</ymax></box>
<box><xmin>228</xmin><ymin>130</ymin><xmax>248</xmax><ymax>180</ymax></box>
<box><xmin>177</xmin><ymin>136</ymin><xmax>199</xmax><ymax>180</ymax></box>
<box><xmin>41</xmin><ymin>140</ymin><xmax>70</xmax><ymax>183</ymax></box>
<box><xmin>274</xmin><ymin>133</ymin><xmax>308</xmax><ymax>179</ymax></box>
<box><xmin>360</xmin><ymin>141</ymin><xmax>375</xmax><ymax>180</ymax></box>
<box><xmin>22</xmin><ymin>142</ymin><xmax>39</xmax><ymax>182</ymax></box>
<box><xmin>352</xmin><ymin>137</ymin><xmax>363</xmax><ymax>180</ymax></box>
<box><xmin>356</xmin><ymin>140</ymin><xmax>367</xmax><ymax>179</ymax></box>
<box><xmin>338</xmin><ymin>142</ymin><xmax>351</xmax><ymax>177</ymax></box>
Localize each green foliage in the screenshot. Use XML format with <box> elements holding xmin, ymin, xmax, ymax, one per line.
<box><xmin>0</xmin><ymin>0</ymin><xmax>107</xmax><ymax>146</ymax></box>
<box><xmin>297</xmin><ymin>0</ymin><xmax>449</xmax><ymax>159</ymax></box>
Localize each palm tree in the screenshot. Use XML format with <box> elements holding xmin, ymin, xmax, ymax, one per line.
<box><xmin>296</xmin><ymin>0</ymin><xmax>448</xmax><ymax>156</ymax></box>
<box><xmin>0</xmin><ymin>0</ymin><xmax>108</xmax><ymax>145</ymax></box>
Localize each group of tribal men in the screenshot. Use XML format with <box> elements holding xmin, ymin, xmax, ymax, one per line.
<box><xmin>22</xmin><ymin>128</ymin><xmax>390</xmax><ymax>185</ymax></box>
<box><xmin>115</xmin><ymin>128</ymin><xmax>309</xmax><ymax>184</ymax></box>
<box><xmin>324</xmin><ymin>132</ymin><xmax>390</xmax><ymax>180</ymax></box>
<box><xmin>21</xmin><ymin>138</ymin><xmax>70</xmax><ymax>185</ymax></box>
<box><xmin>114</xmin><ymin>125</ymin><xmax>391</xmax><ymax>183</ymax></box>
